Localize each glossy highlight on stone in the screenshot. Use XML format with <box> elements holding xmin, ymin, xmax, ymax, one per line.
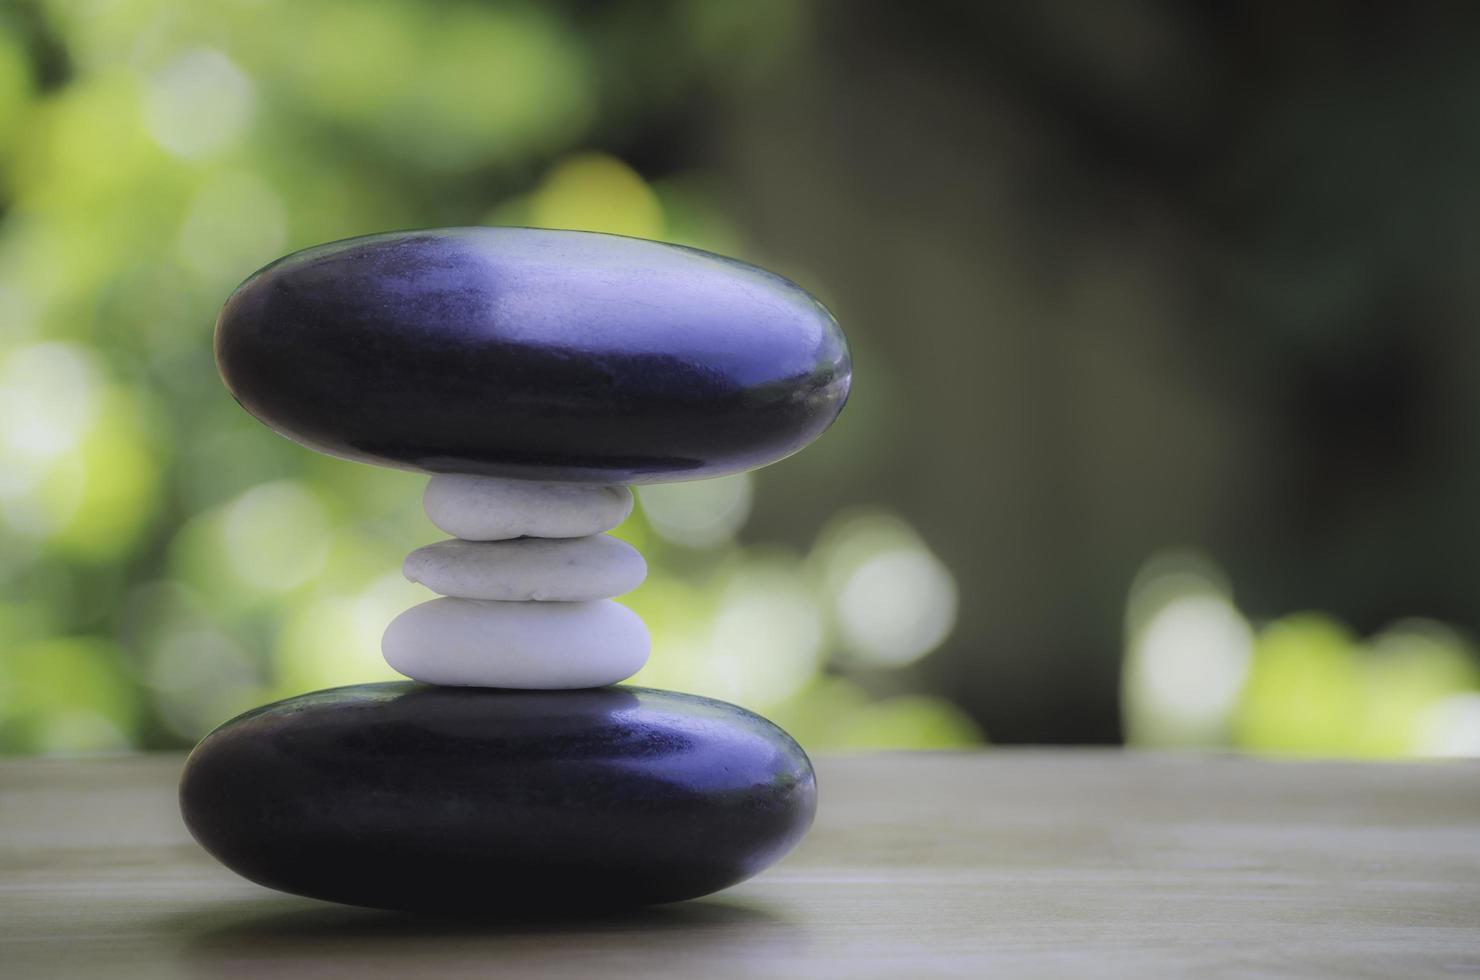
<box><xmin>215</xmin><ymin>228</ymin><xmax>852</xmax><ymax>483</ymax></box>
<box><xmin>179</xmin><ymin>683</ymin><xmax>817</xmax><ymax>912</ymax></box>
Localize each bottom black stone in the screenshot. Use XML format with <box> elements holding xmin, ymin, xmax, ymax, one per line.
<box><xmin>179</xmin><ymin>683</ymin><xmax>817</xmax><ymax>912</ymax></box>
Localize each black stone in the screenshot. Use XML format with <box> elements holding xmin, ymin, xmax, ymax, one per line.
<box><xmin>215</xmin><ymin>229</ymin><xmax>851</xmax><ymax>482</ymax></box>
<box><xmin>179</xmin><ymin>683</ymin><xmax>817</xmax><ymax>912</ymax></box>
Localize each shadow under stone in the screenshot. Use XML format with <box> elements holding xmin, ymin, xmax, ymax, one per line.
<box><xmin>170</xmin><ymin>892</ymin><xmax>799</xmax><ymax>972</ymax></box>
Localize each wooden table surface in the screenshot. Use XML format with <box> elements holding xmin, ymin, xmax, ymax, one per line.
<box><xmin>3</xmin><ymin>750</ymin><xmax>1479</xmax><ymax>978</ymax></box>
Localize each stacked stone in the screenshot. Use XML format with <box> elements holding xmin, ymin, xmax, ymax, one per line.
<box><xmin>386</xmin><ymin>476</ymin><xmax>649</xmax><ymax>689</ymax></box>
<box><xmin>181</xmin><ymin>228</ymin><xmax>851</xmax><ymax>913</ymax></box>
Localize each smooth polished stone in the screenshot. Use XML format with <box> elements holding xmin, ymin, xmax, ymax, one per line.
<box><xmin>382</xmin><ymin>597</ymin><xmax>649</xmax><ymax>688</ymax></box>
<box><xmin>404</xmin><ymin>535</ymin><xmax>645</xmax><ymax>601</ymax></box>
<box><xmin>423</xmin><ymin>475</ymin><xmax>632</xmax><ymax>541</ymax></box>
<box><xmin>179</xmin><ymin>683</ymin><xmax>817</xmax><ymax>911</ymax></box>
<box><xmin>215</xmin><ymin>228</ymin><xmax>851</xmax><ymax>482</ymax></box>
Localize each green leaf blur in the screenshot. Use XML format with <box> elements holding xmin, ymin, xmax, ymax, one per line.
<box><xmin>3</xmin><ymin>2</ymin><xmax>1475</xmax><ymax>759</ymax></box>
<box><xmin>0</xmin><ymin>0</ymin><xmax>979</xmax><ymax>755</ymax></box>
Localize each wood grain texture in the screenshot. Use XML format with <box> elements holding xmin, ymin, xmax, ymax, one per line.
<box><xmin>3</xmin><ymin>751</ymin><xmax>1479</xmax><ymax>978</ymax></box>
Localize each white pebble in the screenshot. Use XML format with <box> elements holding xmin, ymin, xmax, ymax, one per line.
<box><xmin>403</xmin><ymin>535</ymin><xmax>646</xmax><ymax>601</ymax></box>
<box><xmin>423</xmin><ymin>475</ymin><xmax>631</xmax><ymax>541</ymax></box>
<box><xmin>382</xmin><ymin>597</ymin><xmax>650</xmax><ymax>689</ymax></box>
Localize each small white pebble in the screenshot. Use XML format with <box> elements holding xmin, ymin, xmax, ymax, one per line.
<box><xmin>423</xmin><ymin>475</ymin><xmax>632</xmax><ymax>541</ymax></box>
<box><xmin>382</xmin><ymin>597</ymin><xmax>650</xmax><ymax>689</ymax></box>
<box><xmin>403</xmin><ymin>535</ymin><xmax>646</xmax><ymax>602</ymax></box>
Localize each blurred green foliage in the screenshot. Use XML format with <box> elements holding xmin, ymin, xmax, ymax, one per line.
<box><xmin>2</xmin><ymin>1</ymin><xmax>1474</xmax><ymax>759</ymax></box>
<box><xmin>0</xmin><ymin>0</ymin><xmax>978</xmax><ymax>755</ymax></box>
<box><xmin>1123</xmin><ymin>552</ymin><xmax>1480</xmax><ymax>757</ymax></box>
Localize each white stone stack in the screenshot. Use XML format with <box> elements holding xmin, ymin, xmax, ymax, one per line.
<box><xmin>382</xmin><ymin>475</ymin><xmax>650</xmax><ymax>689</ymax></box>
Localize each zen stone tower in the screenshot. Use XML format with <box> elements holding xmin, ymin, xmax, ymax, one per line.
<box><xmin>179</xmin><ymin>228</ymin><xmax>851</xmax><ymax>912</ymax></box>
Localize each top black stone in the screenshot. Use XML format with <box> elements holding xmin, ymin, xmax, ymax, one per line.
<box><xmin>215</xmin><ymin>228</ymin><xmax>851</xmax><ymax>482</ymax></box>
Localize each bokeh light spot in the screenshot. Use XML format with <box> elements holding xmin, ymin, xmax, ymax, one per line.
<box><xmin>273</xmin><ymin>573</ymin><xmax>416</xmax><ymax>696</ymax></box>
<box><xmin>0</xmin><ymin>342</ymin><xmax>101</xmax><ymax>463</ymax></box>
<box><xmin>638</xmin><ymin>473</ymin><xmax>753</xmax><ymax>548</ymax></box>
<box><xmin>1417</xmin><ymin>693</ymin><xmax>1480</xmax><ymax>757</ymax></box>
<box><xmin>144</xmin><ymin>48</ymin><xmax>255</xmax><ymax>159</ymax></box>
<box><xmin>836</xmin><ymin>548</ymin><xmax>957</xmax><ymax>667</ymax></box>
<box><xmin>815</xmin><ymin>510</ymin><xmax>958</xmax><ymax>667</ymax></box>
<box><xmin>222</xmin><ymin>481</ymin><xmax>330</xmax><ymax>593</ymax></box>
<box><xmin>1123</xmin><ymin>550</ymin><xmax>1252</xmax><ymax>747</ymax></box>
<box><xmin>0</xmin><ymin>343</ymin><xmax>135</xmax><ymax>543</ymax></box>
<box><xmin>703</xmin><ymin>558</ymin><xmax>823</xmax><ymax>705</ymax></box>
<box><xmin>1137</xmin><ymin>596</ymin><xmax>1252</xmax><ymax>726</ymax></box>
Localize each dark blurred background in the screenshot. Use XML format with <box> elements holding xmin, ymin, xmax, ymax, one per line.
<box><xmin>4</xmin><ymin>0</ymin><xmax>1480</xmax><ymax>757</ymax></box>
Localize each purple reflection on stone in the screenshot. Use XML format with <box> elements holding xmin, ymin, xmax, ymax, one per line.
<box><xmin>180</xmin><ymin>683</ymin><xmax>816</xmax><ymax>912</ymax></box>
<box><xmin>215</xmin><ymin>228</ymin><xmax>851</xmax><ymax>483</ymax></box>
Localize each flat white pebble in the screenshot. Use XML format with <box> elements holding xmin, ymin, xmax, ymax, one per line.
<box><xmin>423</xmin><ymin>475</ymin><xmax>632</xmax><ymax>541</ymax></box>
<box><xmin>403</xmin><ymin>535</ymin><xmax>646</xmax><ymax>601</ymax></box>
<box><xmin>382</xmin><ymin>597</ymin><xmax>650</xmax><ymax>689</ymax></box>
